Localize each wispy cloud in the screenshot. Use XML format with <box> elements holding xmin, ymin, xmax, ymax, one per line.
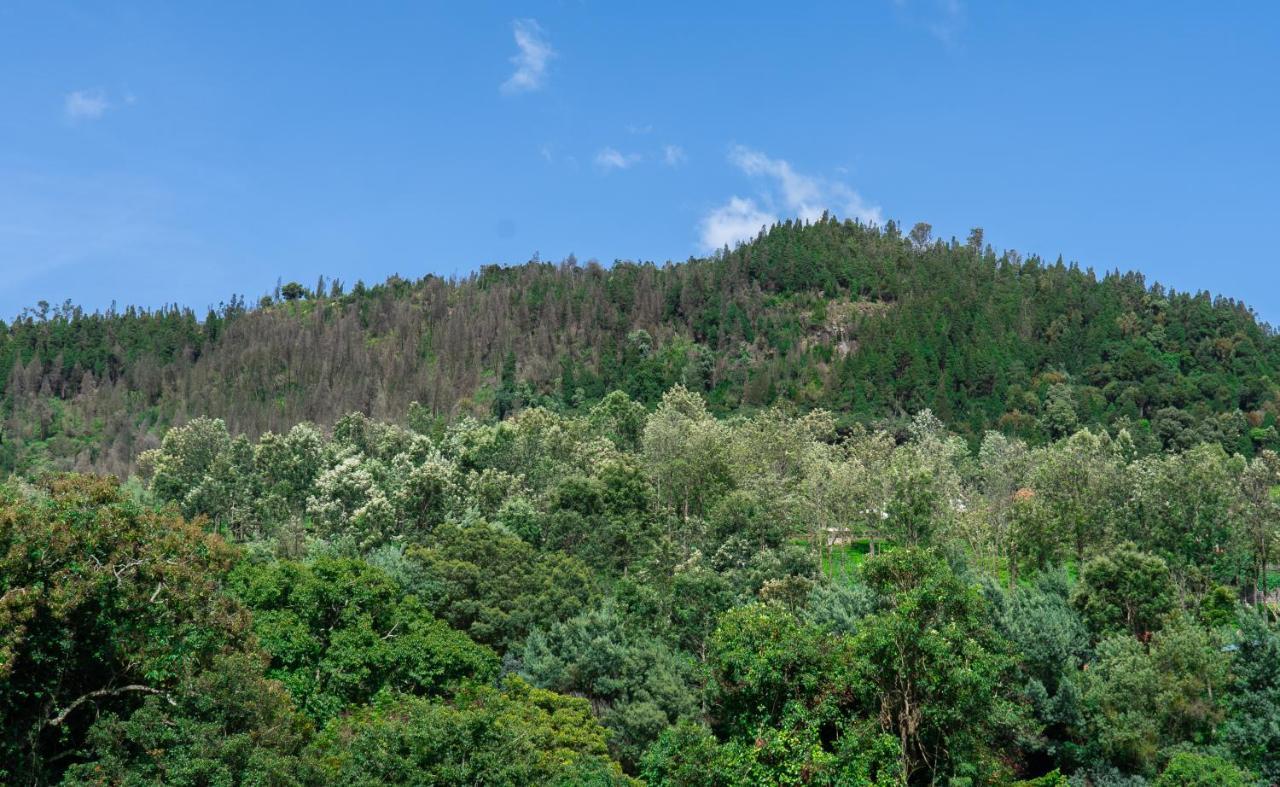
<box><xmin>663</xmin><ymin>145</ymin><xmax>686</xmax><ymax>167</ymax></box>
<box><xmin>698</xmin><ymin>146</ymin><xmax>881</xmax><ymax>251</ymax></box>
<box><xmin>626</xmin><ymin>123</ymin><xmax>653</xmax><ymax>135</ymax></box>
<box><xmin>595</xmin><ymin>147</ymin><xmax>642</xmax><ymax>172</ymax></box>
<box><xmin>64</xmin><ymin>89</ymin><xmax>111</xmax><ymax>121</ymax></box>
<box><xmin>700</xmin><ymin>197</ymin><xmax>776</xmax><ymax>251</ymax></box>
<box><xmin>501</xmin><ymin>19</ymin><xmax>555</xmax><ymax>94</ymax></box>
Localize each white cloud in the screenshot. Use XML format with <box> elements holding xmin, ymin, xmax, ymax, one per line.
<box><xmin>699</xmin><ymin>197</ymin><xmax>777</xmax><ymax>251</ymax></box>
<box><xmin>64</xmin><ymin>89</ymin><xmax>110</xmax><ymax>121</ymax></box>
<box><xmin>663</xmin><ymin>145</ymin><xmax>686</xmax><ymax>166</ymax></box>
<box><xmin>728</xmin><ymin>146</ymin><xmax>827</xmax><ymax>220</ymax></box>
<box><xmin>501</xmin><ymin>19</ymin><xmax>554</xmax><ymax>94</ymax></box>
<box><xmin>626</xmin><ymin>123</ymin><xmax>653</xmax><ymax>135</ymax></box>
<box><xmin>699</xmin><ymin>146</ymin><xmax>881</xmax><ymax>252</ymax></box>
<box><xmin>595</xmin><ymin>147</ymin><xmax>642</xmax><ymax>171</ymax></box>
<box><xmin>730</xmin><ymin>145</ymin><xmax>881</xmax><ymax>224</ymax></box>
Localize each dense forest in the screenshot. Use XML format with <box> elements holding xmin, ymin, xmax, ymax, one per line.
<box><xmin>3</xmin><ymin>219</ymin><xmax>1280</xmax><ymax>785</ymax></box>
<box><xmin>3</xmin><ymin>218</ymin><xmax>1277</xmax><ymax>477</ymax></box>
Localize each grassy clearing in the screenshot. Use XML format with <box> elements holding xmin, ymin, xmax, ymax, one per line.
<box><xmin>822</xmin><ymin>539</ymin><xmax>874</xmax><ymax>584</ymax></box>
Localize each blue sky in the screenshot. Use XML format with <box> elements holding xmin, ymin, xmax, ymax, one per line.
<box><xmin>1</xmin><ymin>2</ymin><xmax>1278</xmax><ymax>323</ymax></box>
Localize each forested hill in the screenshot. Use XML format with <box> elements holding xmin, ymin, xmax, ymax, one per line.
<box><xmin>3</xmin><ymin>215</ymin><xmax>1277</xmax><ymax>475</ymax></box>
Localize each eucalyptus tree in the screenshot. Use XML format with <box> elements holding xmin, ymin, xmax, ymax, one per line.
<box><xmin>1125</xmin><ymin>444</ymin><xmax>1244</xmax><ymax>591</ymax></box>
<box><xmin>1234</xmin><ymin>450</ymin><xmax>1280</xmax><ymax>600</ymax></box>
<box><xmin>643</xmin><ymin>385</ymin><xmax>733</xmax><ymax>524</ymax></box>
<box><xmin>1029</xmin><ymin>428</ymin><xmax>1126</xmax><ymax>566</ymax></box>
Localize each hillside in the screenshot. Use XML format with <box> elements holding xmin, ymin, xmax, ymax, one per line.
<box><xmin>6</xmin><ymin>219</ymin><xmax>1280</xmax><ymax>785</ymax></box>
<box><xmin>3</xmin><ymin>216</ymin><xmax>1277</xmax><ymax>476</ymax></box>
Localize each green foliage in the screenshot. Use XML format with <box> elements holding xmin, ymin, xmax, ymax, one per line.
<box><xmin>986</xmin><ymin>572</ymin><xmax>1089</xmax><ymax>751</ymax></box>
<box><xmin>523</xmin><ymin>599</ymin><xmax>700</xmax><ymax>769</ymax></box>
<box><xmin>643</xmin><ymin>385</ymin><xmax>732</xmax><ymax>520</ymax></box>
<box><xmin>544</xmin><ymin>459</ymin><xmax>662</xmax><ymax>571</ymax></box>
<box><xmin>5</xmin><ymin>220</ymin><xmax>1279</xmax><ymax>478</ymax></box>
<box><xmin>1072</xmin><ymin>545</ymin><xmax>1177</xmax><ymax>638</ymax></box>
<box><xmin>407</xmin><ymin>521</ymin><xmax>595</xmax><ymax>653</ymax></box>
<box><xmin>1152</xmin><ymin>751</ymin><xmax>1252</xmax><ymax>786</ymax></box>
<box><xmin>853</xmin><ymin>548</ymin><xmax>1029</xmax><ymax>784</ymax></box>
<box><xmin>306</xmin><ymin>677</ymin><xmax>636</xmax><ymax>786</ymax></box>
<box><xmin>1124</xmin><ymin>445</ymin><xmax>1243</xmax><ymax>585</ymax></box>
<box><xmin>0</xmin><ymin>476</ymin><xmax>306</xmax><ymax>785</ymax></box>
<box><xmin>706</xmin><ymin>603</ymin><xmax>857</xmax><ymax>738</ymax></box>
<box><xmin>143</xmin><ymin>415</ymin><xmax>233</xmax><ymax>516</ymax></box>
<box><xmin>60</xmin><ymin>652</ymin><xmax>311</xmax><ymax>786</ymax></box>
<box><xmin>1016</xmin><ymin>771</ymin><xmax>1071</xmax><ymax>787</ymax></box>
<box><xmin>1220</xmin><ymin>612</ymin><xmax>1280</xmax><ymax>782</ymax></box>
<box><xmin>280</xmin><ymin>282</ymin><xmax>306</xmax><ymax>301</ymax></box>
<box><xmin>227</xmin><ymin>556</ymin><xmax>498</xmax><ymax>720</ymax></box>
<box><xmin>641</xmin><ymin>718</ymin><xmax>903</xmax><ymax>787</ymax></box>
<box><xmin>6</xmin><ymin>348</ymin><xmax>1280</xmax><ymax>784</ymax></box>
<box><xmin>1079</xmin><ymin>621</ymin><xmax>1230</xmax><ymax>776</ymax></box>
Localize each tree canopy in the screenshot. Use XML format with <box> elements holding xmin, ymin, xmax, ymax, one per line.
<box><xmin>3</xmin><ymin>224</ymin><xmax>1280</xmax><ymax>784</ymax></box>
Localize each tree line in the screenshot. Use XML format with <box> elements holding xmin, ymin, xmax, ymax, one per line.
<box><xmin>3</xmin><ymin>217</ymin><xmax>1277</xmax><ymax>478</ymax></box>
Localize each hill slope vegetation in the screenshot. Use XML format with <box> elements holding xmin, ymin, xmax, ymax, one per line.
<box><xmin>3</xmin><ymin>217</ymin><xmax>1277</xmax><ymax>476</ymax></box>
<box><xmin>3</xmin><ymin>219</ymin><xmax>1279</xmax><ymax>785</ymax></box>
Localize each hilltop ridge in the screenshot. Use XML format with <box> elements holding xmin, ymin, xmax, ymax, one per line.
<box><xmin>2</xmin><ymin>216</ymin><xmax>1277</xmax><ymax>475</ymax></box>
